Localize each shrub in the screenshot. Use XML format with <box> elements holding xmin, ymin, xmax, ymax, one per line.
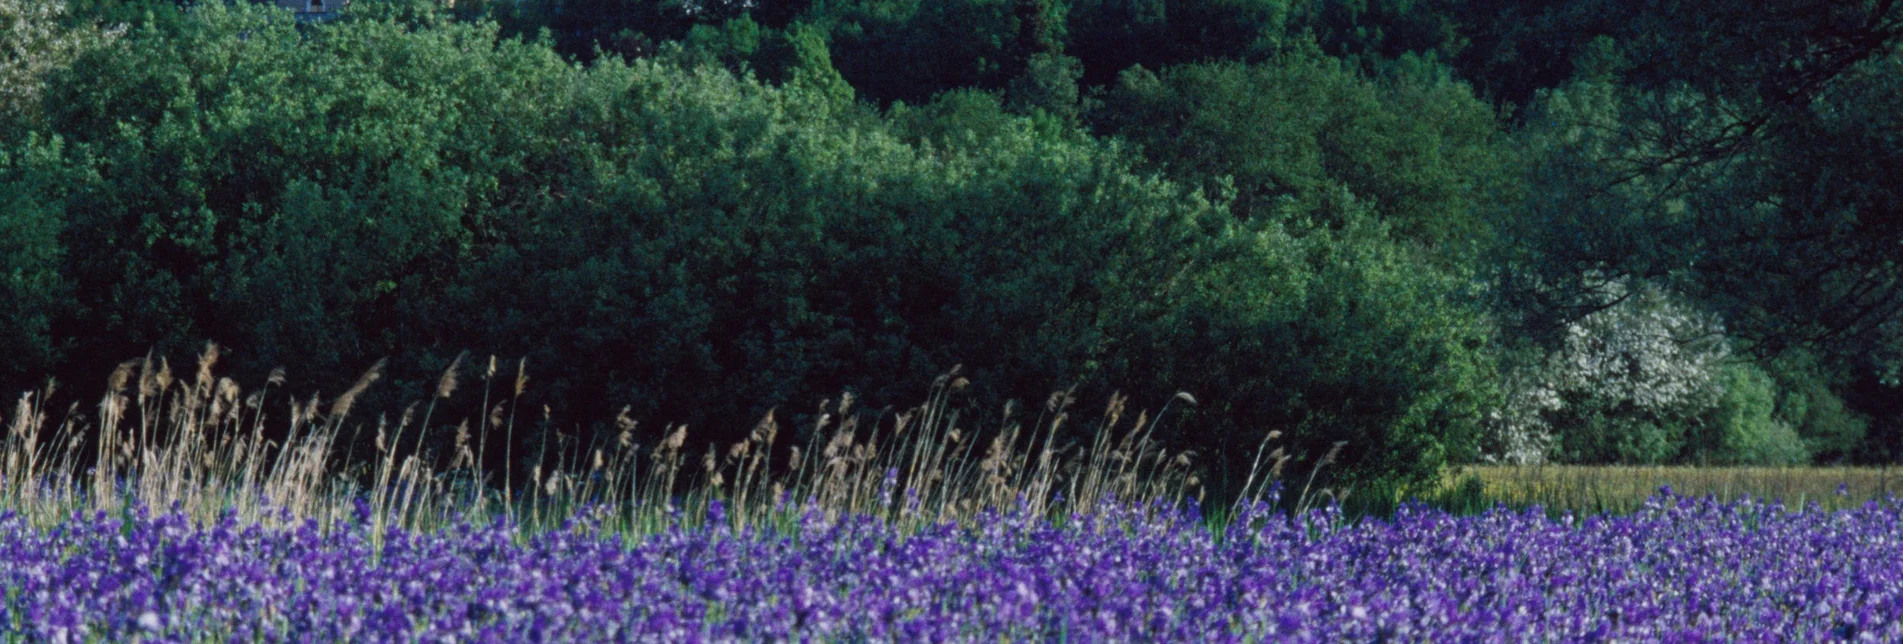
<box><xmin>1115</xmin><ymin>212</ymin><xmax>1500</xmax><ymax>495</ymax></box>
<box><xmin>1492</xmin><ymin>280</ymin><xmax>1729</xmax><ymax>465</ymax></box>
<box><xmin>1088</xmin><ymin>50</ymin><xmax>1510</xmax><ymax>260</ymax></box>
<box><xmin>1765</xmin><ymin>352</ymin><xmax>1868</xmax><ymax>463</ymax></box>
<box><xmin>0</xmin><ymin>138</ymin><xmax>71</xmax><ymax>387</ymax></box>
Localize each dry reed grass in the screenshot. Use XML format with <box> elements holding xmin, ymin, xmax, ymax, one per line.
<box><xmin>606</xmin><ymin>365</ymin><xmax>1224</xmax><ymax>535</ymax></box>
<box><xmin>3</xmin><ymin>343</ymin><xmax>359</xmax><ymax>531</ymax></box>
<box><xmin>0</xmin><ymin>348</ymin><xmax>1293</xmax><ymax>546</ymax></box>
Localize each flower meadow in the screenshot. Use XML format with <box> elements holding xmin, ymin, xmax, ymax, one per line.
<box><xmin>4</xmin><ymin>489</ymin><xmax>1902</xmax><ymax>642</ymax></box>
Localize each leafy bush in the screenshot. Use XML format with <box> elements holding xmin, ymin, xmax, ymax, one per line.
<box><xmin>799</xmin><ymin>0</ymin><xmax>1038</xmax><ymax>104</ymax></box>
<box><xmin>1118</xmin><ymin>213</ymin><xmax>1500</xmax><ymax>493</ymax></box>
<box><xmin>1765</xmin><ymin>353</ymin><xmax>1868</xmax><ymax>463</ymax></box>
<box><xmin>1687</xmin><ymin>363</ymin><xmax>1806</xmax><ymax>466</ymax></box>
<box><xmin>433</xmin><ymin>52</ymin><xmax>1223</xmax><ymax>450</ymax></box>
<box><xmin>29</xmin><ymin>3</ymin><xmax>582</xmax><ymax>389</ymax></box>
<box><xmin>1088</xmin><ymin>50</ymin><xmax>1510</xmax><ymax>259</ymax></box>
<box><xmin>0</xmin><ymin>139</ymin><xmax>71</xmax><ymax>385</ymax></box>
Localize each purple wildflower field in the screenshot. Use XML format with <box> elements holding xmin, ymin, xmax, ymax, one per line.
<box><xmin>3</xmin><ymin>489</ymin><xmax>1900</xmax><ymax>642</ymax></box>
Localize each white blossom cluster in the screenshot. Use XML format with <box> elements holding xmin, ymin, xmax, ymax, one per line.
<box><xmin>1484</xmin><ymin>369</ymin><xmax>1563</xmax><ymax>465</ymax></box>
<box><xmin>1487</xmin><ymin>280</ymin><xmax>1730</xmax><ymax>464</ymax></box>
<box><xmin>0</xmin><ymin>0</ymin><xmax>118</xmax><ymax>123</ymax></box>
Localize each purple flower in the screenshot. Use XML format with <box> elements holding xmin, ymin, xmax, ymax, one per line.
<box><xmin>0</xmin><ymin>489</ymin><xmax>1899</xmax><ymax>640</ymax></box>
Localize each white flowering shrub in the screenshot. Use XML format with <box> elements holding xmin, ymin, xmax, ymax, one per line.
<box><xmin>1483</xmin><ymin>368</ymin><xmax>1562</xmax><ymax>465</ymax></box>
<box><xmin>1487</xmin><ymin>280</ymin><xmax>1734</xmax><ymax>464</ymax></box>
<box><xmin>0</xmin><ymin>0</ymin><xmax>117</xmax><ymax>127</ymax></box>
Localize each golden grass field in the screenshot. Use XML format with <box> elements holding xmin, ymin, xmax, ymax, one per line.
<box><xmin>1456</xmin><ymin>464</ymin><xmax>1903</xmax><ymax>514</ymax></box>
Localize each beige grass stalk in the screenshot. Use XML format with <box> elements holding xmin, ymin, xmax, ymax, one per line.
<box><xmin>8</xmin><ymin>384</ymin><xmax>57</xmax><ymax>515</ymax></box>
<box><xmin>504</xmin><ymin>358</ymin><xmax>527</xmax><ymax>524</ymax></box>
<box><xmin>472</xmin><ymin>356</ymin><xmax>498</xmax><ymax>516</ymax></box>
<box><xmin>1297</xmin><ymin>441</ymin><xmax>1348</xmax><ymax>514</ymax></box>
<box><xmin>93</xmin><ymin>359</ymin><xmax>138</xmax><ymax>513</ymax></box>
<box><xmin>730</xmin><ymin>409</ymin><xmax>776</xmax><ymax>531</ymax></box>
<box><xmin>1235</xmin><ymin>430</ymin><xmax>1285</xmax><ymax>506</ymax></box>
<box><xmin>371</xmin><ymin>405</ymin><xmax>415</xmax><ymax>552</ymax></box>
<box><xmin>396</xmin><ymin>351</ymin><xmax>464</xmax><ymax>516</ymax></box>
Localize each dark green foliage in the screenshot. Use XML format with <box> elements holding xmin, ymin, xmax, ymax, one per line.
<box><xmin>884</xmin><ymin>88</ymin><xmax>1022</xmax><ymax>147</ymax></box>
<box><xmin>3</xmin><ymin>0</ymin><xmax>1508</xmax><ymax>493</ymax></box>
<box><xmin>1063</xmin><ymin>0</ymin><xmax>1290</xmax><ymax>86</ymax></box>
<box><xmin>1117</xmin><ymin>214</ymin><xmax>1499</xmax><ymax>492</ymax></box>
<box><xmin>1847</xmin><ymin>373</ymin><xmax>1903</xmax><ymax>465</ymax></box>
<box><xmin>1765</xmin><ymin>353</ymin><xmax>1869</xmax><ymax>463</ymax></box>
<box><xmin>800</xmin><ymin>0</ymin><xmax>1036</xmax><ymax>105</ymax></box>
<box><xmin>511</xmin><ymin>0</ymin><xmax>695</xmax><ymax>61</ymax></box>
<box><xmin>1003</xmin><ymin>52</ymin><xmax>1084</xmax><ymax>120</ymax></box>
<box><xmin>1286</xmin><ymin>0</ymin><xmax>1467</xmax><ymax>70</ymax></box>
<box><xmin>1690</xmin><ymin>363</ymin><xmax>1808</xmax><ymax>466</ymax></box>
<box><xmin>1485</xmin><ymin>1</ymin><xmax>1903</xmax><ymax>466</ymax></box>
<box><xmin>1089</xmin><ymin>50</ymin><xmax>1510</xmax><ymax>260</ymax></box>
<box><xmin>431</xmin><ymin>54</ymin><xmax>1221</xmax><ymax>454</ymax></box>
<box><xmin>1554</xmin><ymin>415</ymin><xmax>1688</xmax><ymax>466</ymax></box>
<box><xmin>1499</xmin><ymin>2</ymin><xmax>1903</xmax><ymax>358</ymax></box>
<box><xmin>679</xmin><ymin>15</ymin><xmax>769</xmax><ymax>73</ymax></box>
<box><xmin>0</xmin><ymin>139</ymin><xmax>73</xmax><ymax>386</ymax></box>
<box><xmin>33</xmin><ymin>4</ymin><xmax>576</xmax><ymax>390</ymax></box>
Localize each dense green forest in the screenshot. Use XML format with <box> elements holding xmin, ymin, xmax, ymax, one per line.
<box><xmin>2</xmin><ymin>0</ymin><xmax>1900</xmax><ymax>497</ymax></box>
